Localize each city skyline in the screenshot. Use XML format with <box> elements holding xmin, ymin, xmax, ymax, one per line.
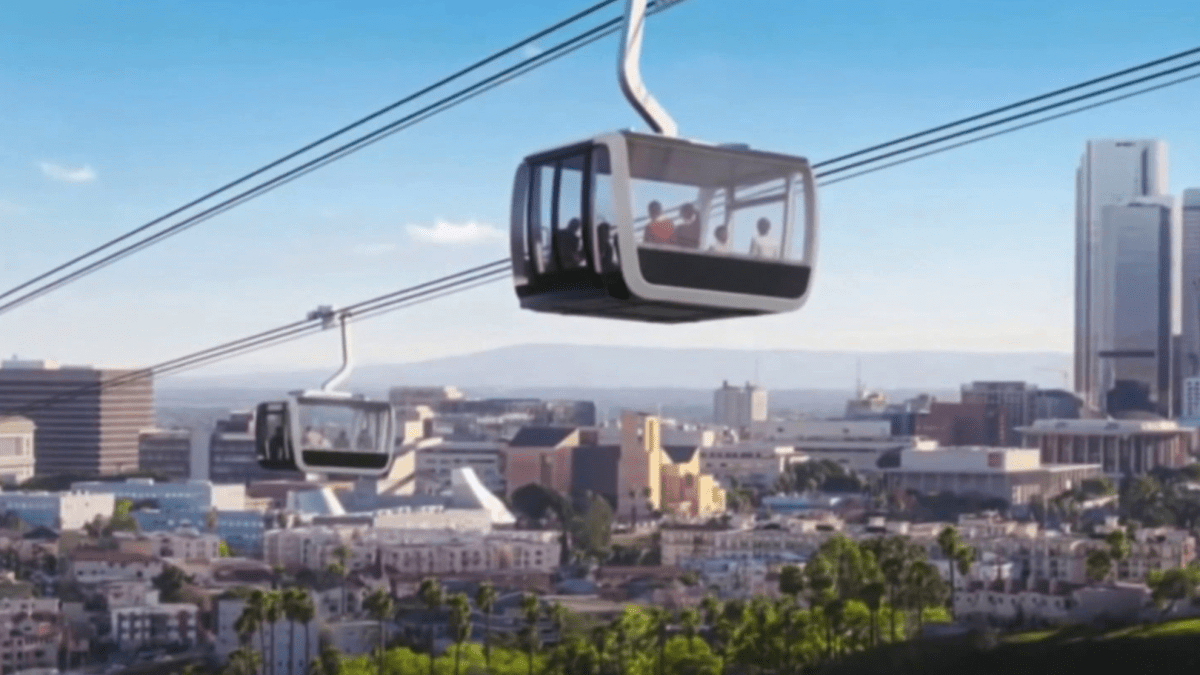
<box><xmin>2</xmin><ymin>0</ymin><xmax>1200</xmax><ymax>374</ymax></box>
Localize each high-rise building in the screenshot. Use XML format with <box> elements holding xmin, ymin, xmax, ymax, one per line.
<box><xmin>961</xmin><ymin>381</ymin><xmax>1036</xmax><ymax>441</ymax></box>
<box><xmin>1074</xmin><ymin>140</ymin><xmax>1169</xmax><ymax>409</ymax></box>
<box><xmin>0</xmin><ymin>417</ymin><xmax>36</xmax><ymax>486</ymax></box>
<box><xmin>1180</xmin><ymin>376</ymin><xmax>1200</xmax><ymax>423</ymax></box>
<box><xmin>1096</xmin><ymin>197</ymin><xmax>1177</xmax><ymax>416</ymax></box>
<box><xmin>1181</xmin><ymin>189</ymin><xmax>1200</xmax><ymax>381</ymax></box>
<box><xmin>138</xmin><ymin>428</ymin><xmax>193</xmax><ymax>480</ymax></box>
<box><xmin>0</xmin><ymin>358</ymin><xmax>153</xmax><ymax>476</ymax></box>
<box><xmin>713</xmin><ymin>381</ymin><xmax>768</xmax><ymax>429</ymax></box>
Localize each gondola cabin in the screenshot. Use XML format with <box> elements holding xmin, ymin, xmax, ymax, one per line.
<box><xmin>511</xmin><ymin>130</ymin><xmax>818</xmax><ymax>323</ymax></box>
<box><xmin>255</xmin><ymin>392</ymin><xmax>397</xmax><ymax>476</ymax></box>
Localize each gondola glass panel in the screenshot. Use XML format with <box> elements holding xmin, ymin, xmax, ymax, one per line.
<box><xmin>293</xmin><ymin>397</ymin><xmax>395</xmax><ymax>473</ymax></box>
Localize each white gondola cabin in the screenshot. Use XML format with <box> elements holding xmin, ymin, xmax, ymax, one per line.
<box><xmin>255</xmin><ymin>392</ymin><xmax>396</xmax><ymax>476</ymax></box>
<box><xmin>511</xmin><ymin>130</ymin><xmax>818</xmax><ymax>322</ymax></box>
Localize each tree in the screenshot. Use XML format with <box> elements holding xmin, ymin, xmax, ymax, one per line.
<box><xmin>937</xmin><ymin>526</ymin><xmax>971</xmax><ymax>618</ymax></box>
<box><xmin>520</xmin><ymin>593</ymin><xmax>541</xmax><ymax>675</ymax></box>
<box><xmin>678</xmin><ymin>608</ymin><xmax>700</xmax><ymax>655</ymax></box>
<box><xmin>511</xmin><ymin>484</ymin><xmax>568</xmax><ymax>523</ymax></box>
<box><xmin>1105</xmin><ymin>529</ymin><xmax>1131</xmax><ymax>576</ymax></box>
<box><xmin>419</xmin><ymin>579</ymin><xmax>444</xmax><ymax>675</ymax></box>
<box><xmin>1085</xmin><ymin>549</ymin><xmax>1112</xmax><ymax>583</ymax></box>
<box><xmin>225</xmin><ymin>646</ymin><xmax>262</xmax><ymax>675</ymax></box>
<box><xmin>578</xmin><ymin>495</ymin><xmax>613</xmax><ymax>559</ymax></box>
<box><xmin>219</xmin><ymin>541</ymin><xmax>232</xmax><ymax>558</ymax></box>
<box><xmin>363</xmin><ymin>589</ymin><xmax>393</xmax><ymax>675</ymax></box>
<box><xmin>1146</xmin><ymin>563</ymin><xmax>1200</xmax><ymax>618</ymax></box>
<box><xmin>153</xmin><ymin>565</ymin><xmax>190</xmax><ymax>603</ymax></box>
<box><xmin>283</xmin><ymin>588</ymin><xmax>314</xmax><ymax>675</ymax></box>
<box><xmin>108</xmin><ymin>499</ymin><xmax>138</xmax><ymax>533</ymax></box>
<box><xmin>264</xmin><ymin>591</ymin><xmax>283</xmax><ymax>675</ymax></box>
<box><xmin>475</xmin><ymin>581</ymin><xmax>498</xmax><ymax>672</ymax></box>
<box><xmin>238</xmin><ymin>590</ymin><xmax>270</xmax><ymax>675</ymax></box>
<box><xmin>447</xmin><ymin>593</ymin><xmax>472</xmax><ymax>675</ymax></box>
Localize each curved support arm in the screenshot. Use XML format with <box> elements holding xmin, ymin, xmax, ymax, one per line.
<box><xmin>320</xmin><ymin>312</ymin><xmax>354</xmax><ymax>393</ymax></box>
<box><xmin>618</xmin><ymin>0</ymin><xmax>678</xmax><ymax>137</ymax></box>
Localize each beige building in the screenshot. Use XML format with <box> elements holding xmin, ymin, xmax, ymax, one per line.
<box><xmin>713</xmin><ymin>381</ymin><xmax>768</xmax><ymax>430</ymax></box>
<box><xmin>749</xmin><ymin>419</ymin><xmax>938</xmax><ymax>474</ymax></box>
<box><xmin>0</xmin><ymin>598</ymin><xmax>63</xmax><ymax>673</ymax></box>
<box><xmin>112</xmin><ymin>599</ymin><xmax>199</xmax><ymax>649</ymax></box>
<box><xmin>69</xmin><ymin>550</ymin><xmax>163</xmax><ymax>584</ymax></box>
<box><xmin>416</xmin><ymin>439</ymin><xmax>504</xmax><ymax>495</ymax></box>
<box><xmin>0</xmin><ymin>417</ymin><xmax>35</xmax><ymax>486</ymax></box>
<box><xmin>883</xmin><ymin>446</ymin><xmax>1102</xmax><ymax>505</ymax></box>
<box><xmin>503</xmin><ymin>427</ymin><xmax>581</xmax><ymax>499</ymax></box>
<box><xmin>118</xmin><ymin>528</ymin><xmax>222</xmax><ymax>561</ymax></box>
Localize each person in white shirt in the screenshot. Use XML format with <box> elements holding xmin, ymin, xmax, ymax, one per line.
<box><xmin>709</xmin><ymin>224</ymin><xmax>731</xmax><ymax>253</ymax></box>
<box><xmin>749</xmin><ymin>217</ymin><xmax>780</xmax><ymax>258</ymax></box>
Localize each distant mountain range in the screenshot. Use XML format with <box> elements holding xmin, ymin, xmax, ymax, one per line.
<box><xmin>156</xmin><ymin>344</ymin><xmax>1070</xmax><ymax>421</ymax></box>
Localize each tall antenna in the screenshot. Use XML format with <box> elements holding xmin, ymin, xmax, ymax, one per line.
<box><xmin>855</xmin><ymin>358</ymin><xmax>863</xmax><ymax>397</ymax></box>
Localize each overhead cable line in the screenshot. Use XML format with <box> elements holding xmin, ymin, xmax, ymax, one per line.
<box><xmin>0</xmin><ymin>0</ymin><xmax>683</xmax><ymax>318</ymax></box>
<box><xmin>9</xmin><ymin>41</ymin><xmax>1200</xmax><ymax>415</ymax></box>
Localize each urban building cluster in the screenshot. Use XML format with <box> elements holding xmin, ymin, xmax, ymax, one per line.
<box><xmin>0</xmin><ymin>138</ymin><xmax>1198</xmax><ymax>671</ymax></box>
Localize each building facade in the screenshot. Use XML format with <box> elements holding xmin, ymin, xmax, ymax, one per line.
<box><xmin>961</xmin><ymin>381</ymin><xmax>1037</xmax><ymax>442</ymax></box>
<box><xmin>1096</xmin><ymin>198</ymin><xmax>1178</xmax><ymax>416</ymax></box>
<box><xmin>882</xmin><ymin>446</ymin><xmax>1101</xmax><ymax>505</ymax></box>
<box><xmin>0</xmin><ymin>491</ymin><xmax>114</xmax><ymax>530</ymax></box>
<box><xmin>1181</xmin><ymin>189</ymin><xmax>1200</xmax><ymax>383</ymax></box>
<box><xmin>209</xmin><ymin>411</ymin><xmax>302</xmax><ymax>483</ymax></box>
<box><xmin>713</xmin><ymin>381</ymin><xmax>768</xmax><ymax>429</ymax></box>
<box><xmin>0</xmin><ymin>416</ymin><xmax>36</xmax><ymax>486</ymax></box>
<box><xmin>138</xmin><ymin>428</ymin><xmax>193</xmax><ymax>480</ymax></box>
<box><xmin>1074</xmin><ymin>140</ymin><xmax>1170</xmax><ymax>410</ymax></box>
<box><xmin>1017</xmin><ymin>418</ymin><xmax>1193</xmax><ymax>476</ymax></box>
<box><xmin>415</xmin><ymin>440</ymin><xmax>504</xmax><ymax>495</ymax></box>
<box><xmin>0</xmin><ymin>358</ymin><xmax>154</xmax><ymax>476</ymax></box>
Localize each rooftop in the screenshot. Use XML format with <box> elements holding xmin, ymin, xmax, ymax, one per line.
<box><xmin>508</xmin><ymin>426</ymin><xmax>577</xmax><ymax>448</ymax></box>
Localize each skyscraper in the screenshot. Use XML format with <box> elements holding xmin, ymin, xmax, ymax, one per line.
<box><xmin>1181</xmin><ymin>189</ymin><xmax>1200</xmax><ymax>380</ymax></box>
<box><xmin>713</xmin><ymin>381</ymin><xmax>767</xmax><ymax>429</ymax></box>
<box><xmin>1074</xmin><ymin>140</ymin><xmax>1169</xmax><ymax>409</ymax></box>
<box><xmin>0</xmin><ymin>358</ymin><xmax>153</xmax><ymax>476</ymax></box>
<box><xmin>1096</xmin><ymin>197</ymin><xmax>1177</xmax><ymax>416</ymax></box>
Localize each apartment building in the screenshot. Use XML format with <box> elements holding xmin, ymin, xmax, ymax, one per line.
<box><xmin>112</xmin><ymin>600</ymin><xmax>199</xmax><ymax>649</ymax></box>
<box><xmin>699</xmin><ymin>443</ymin><xmax>804</xmax><ymax>489</ymax></box>
<box><xmin>69</xmin><ymin>550</ymin><xmax>164</xmax><ymax>584</ymax></box>
<box><xmin>0</xmin><ymin>598</ymin><xmax>62</xmax><ymax>674</ymax></box>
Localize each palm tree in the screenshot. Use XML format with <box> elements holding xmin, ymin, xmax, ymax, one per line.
<box><xmin>475</xmin><ymin>581</ymin><xmax>498</xmax><ymax>672</ymax></box>
<box><xmin>646</xmin><ymin>606</ymin><xmax>670</xmax><ymax>675</ymax></box>
<box><xmin>326</xmin><ymin>561</ymin><xmax>346</xmax><ymax>618</ymax></box>
<box><xmin>333</xmin><ymin>545</ymin><xmax>350</xmax><ymax>615</ymax></box>
<box><xmin>936</xmin><ymin>526</ymin><xmax>969</xmax><ymax>618</ymax></box>
<box><xmin>419</xmin><ymin>579</ymin><xmax>444</xmax><ymax>675</ymax></box>
<box><xmin>363</xmin><ymin>588</ymin><xmax>393</xmax><ymax>675</ymax></box>
<box><xmin>520</xmin><ymin>593</ymin><xmax>541</xmax><ymax>675</ymax></box>
<box><xmin>678</xmin><ymin>608</ymin><xmax>700</xmax><ymax>655</ymax></box>
<box><xmin>264</xmin><ymin>591</ymin><xmax>283</xmax><ymax>675</ymax></box>
<box><xmin>225</xmin><ymin>646</ymin><xmax>262</xmax><ymax>675</ymax></box>
<box><xmin>239</xmin><ymin>590</ymin><xmax>270</xmax><ymax>675</ymax></box>
<box><xmin>448</xmin><ymin>593</ymin><xmax>472</xmax><ymax>675</ymax></box>
<box><xmin>287</xmin><ymin>589</ymin><xmax>315</xmax><ymax>675</ymax></box>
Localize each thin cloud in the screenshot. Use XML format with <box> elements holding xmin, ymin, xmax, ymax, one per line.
<box><xmin>38</xmin><ymin>161</ymin><xmax>96</xmax><ymax>183</ymax></box>
<box><xmin>406</xmin><ymin>220</ymin><xmax>505</xmax><ymax>245</ymax></box>
<box><xmin>352</xmin><ymin>242</ymin><xmax>399</xmax><ymax>257</ymax></box>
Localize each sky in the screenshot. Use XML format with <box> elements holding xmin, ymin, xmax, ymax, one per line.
<box><xmin>1</xmin><ymin>0</ymin><xmax>1199</xmax><ymax>381</ymax></box>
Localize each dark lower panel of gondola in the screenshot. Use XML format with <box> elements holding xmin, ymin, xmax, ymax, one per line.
<box><xmin>637</xmin><ymin>248</ymin><xmax>810</xmax><ymax>299</ymax></box>
<box><xmin>301</xmin><ymin>450</ymin><xmax>391</xmax><ymax>471</ymax></box>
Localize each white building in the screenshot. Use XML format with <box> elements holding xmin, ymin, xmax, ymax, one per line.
<box><xmin>0</xmin><ymin>417</ymin><xmax>35</xmax><ymax>486</ymax></box>
<box><xmin>883</xmin><ymin>446</ymin><xmax>1102</xmax><ymax>505</ymax></box>
<box><xmin>0</xmin><ymin>491</ymin><xmax>114</xmax><ymax>530</ymax></box>
<box><xmin>714</xmin><ymin>381</ymin><xmax>767</xmax><ymax>429</ymax></box>
<box><xmin>1017</xmin><ymin>418</ymin><xmax>1193</xmax><ymax>476</ymax></box>
<box><xmin>415</xmin><ymin>439</ymin><xmax>504</xmax><ymax>495</ymax></box>
<box><xmin>700</xmin><ymin>443</ymin><xmax>804</xmax><ymax>489</ymax></box>
<box><xmin>130</xmin><ymin>528</ymin><xmax>222</xmax><ymax>560</ymax></box>
<box><xmin>69</xmin><ymin>550</ymin><xmax>163</xmax><ymax>584</ymax></box>
<box><xmin>1075</xmin><ymin>139</ymin><xmax>1170</xmax><ymax>410</ymax></box>
<box><xmin>749</xmin><ymin>419</ymin><xmax>936</xmax><ymax>474</ymax></box>
<box><xmin>112</xmin><ymin>598</ymin><xmax>200</xmax><ymax>649</ymax></box>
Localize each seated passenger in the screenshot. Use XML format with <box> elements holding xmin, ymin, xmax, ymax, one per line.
<box><xmin>674</xmin><ymin>203</ymin><xmax>701</xmax><ymax>248</ymax></box>
<box><xmin>643</xmin><ymin>201</ymin><xmax>674</xmax><ymax>244</ymax></box>
<box><xmin>596</xmin><ymin>222</ymin><xmax>618</xmax><ymax>272</ymax></box>
<box><xmin>333</xmin><ymin>430</ymin><xmax>351</xmax><ymax>449</ymax></box>
<box><xmin>356</xmin><ymin>428</ymin><xmax>374</xmax><ymax>450</ymax></box>
<box><xmin>268</xmin><ymin>425</ymin><xmax>287</xmax><ymax>460</ymax></box>
<box><xmin>557</xmin><ymin>218</ymin><xmax>584</xmax><ymax>268</ymax></box>
<box><xmin>709</xmin><ymin>225</ymin><xmax>731</xmax><ymax>253</ymax></box>
<box><xmin>749</xmin><ymin>218</ymin><xmax>780</xmax><ymax>258</ymax></box>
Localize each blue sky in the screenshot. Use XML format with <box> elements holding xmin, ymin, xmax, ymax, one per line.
<box><xmin>1</xmin><ymin>0</ymin><xmax>1198</xmax><ymax>382</ymax></box>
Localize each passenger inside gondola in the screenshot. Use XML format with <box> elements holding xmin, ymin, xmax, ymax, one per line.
<box><xmin>597</xmin><ymin>222</ymin><xmax>618</xmax><ymax>272</ymax></box>
<box><xmin>559</xmin><ymin>218</ymin><xmax>584</xmax><ymax>268</ymax></box>
<box><xmin>643</xmin><ymin>200</ymin><xmax>674</xmax><ymax>244</ymax></box>
<box><xmin>333</xmin><ymin>430</ymin><xmax>350</xmax><ymax>449</ymax></box>
<box><xmin>749</xmin><ymin>217</ymin><xmax>780</xmax><ymax>258</ymax></box>
<box><xmin>268</xmin><ymin>424</ymin><xmax>286</xmax><ymax>461</ymax></box>
<box><xmin>709</xmin><ymin>224</ymin><xmax>731</xmax><ymax>253</ymax></box>
<box><xmin>674</xmin><ymin>203</ymin><xmax>701</xmax><ymax>248</ymax></box>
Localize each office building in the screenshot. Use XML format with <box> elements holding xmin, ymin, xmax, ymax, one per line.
<box><xmin>1181</xmin><ymin>189</ymin><xmax>1200</xmax><ymax>381</ymax></box>
<box><xmin>882</xmin><ymin>446</ymin><xmax>1101</xmax><ymax>505</ymax></box>
<box><xmin>714</xmin><ymin>381</ymin><xmax>768</xmax><ymax>429</ymax></box>
<box><xmin>0</xmin><ymin>357</ymin><xmax>154</xmax><ymax>476</ymax></box>
<box><xmin>138</xmin><ymin>428</ymin><xmax>192</xmax><ymax>480</ymax></box>
<box><xmin>0</xmin><ymin>490</ymin><xmax>114</xmax><ymax>530</ymax></box>
<box><xmin>1017</xmin><ymin>418</ymin><xmax>1193</xmax><ymax>476</ymax></box>
<box><xmin>0</xmin><ymin>416</ymin><xmax>36</xmax><ymax>486</ymax></box>
<box><xmin>961</xmin><ymin>381</ymin><xmax>1037</xmax><ymax>441</ymax></box>
<box><xmin>1074</xmin><ymin>140</ymin><xmax>1169</xmax><ymax>410</ymax></box>
<box><xmin>1096</xmin><ymin>197</ymin><xmax>1177</xmax><ymax>416</ymax></box>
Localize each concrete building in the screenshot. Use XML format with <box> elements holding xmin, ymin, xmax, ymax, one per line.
<box><xmin>1096</xmin><ymin>197</ymin><xmax>1178</xmax><ymax>416</ymax></box>
<box><xmin>415</xmin><ymin>439</ymin><xmax>504</xmax><ymax>495</ymax></box>
<box><xmin>1075</xmin><ymin>139</ymin><xmax>1170</xmax><ymax>410</ymax></box>
<box><xmin>0</xmin><ymin>491</ymin><xmax>114</xmax><ymax>530</ymax></box>
<box><xmin>961</xmin><ymin>381</ymin><xmax>1037</xmax><ymax>442</ymax></box>
<box><xmin>69</xmin><ymin>550</ymin><xmax>164</xmax><ymax>584</ymax></box>
<box><xmin>0</xmin><ymin>357</ymin><xmax>153</xmax><ymax>476</ymax></box>
<box><xmin>749</xmin><ymin>419</ymin><xmax>937</xmax><ymax>474</ymax></box>
<box><xmin>0</xmin><ymin>416</ymin><xmax>36</xmax><ymax>486</ymax></box>
<box><xmin>209</xmin><ymin>411</ymin><xmax>303</xmax><ymax>483</ymax></box>
<box><xmin>915</xmin><ymin>401</ymin><xmax>1007</xmax><ymax>447</ymax></box>
<box><xmin>882</xmin><ymin>446</ymin><xmax>1102</xmax><ymax>505</ymax></box>
<box><xmin>713</xmin><ymin>381</ymin><xmax>768</xmax><ymax>429</ymax></box>
<box><xmin>120</xmin><ymin>528</ymin><xmax>222</xmax><ymax>560</ymax></box>
<box><xmin>1181</xmin><ymin>376</ymin><xmax>1200</xmax><ymax>425</ymax></box>
<box><xmin>502</xmin><ymin>427</ymin><xmax>581</xmax><ymax>499</ymax></box>
<box><xmin>112</xmin><ymin>596</ymin><xmax>200</xmax><ymax>649</ymax></box>
<box><xmin>699</xmin><ymin>443</ymin><xmax>804</xmax><ymax>490</ymax></box>
<box><xmin>1017</xmin><ymin>418</ymin><xmax>1193</xmax><ymax>476</ymax></box>
<box><xmin>138</xmin><ymin>428</ymin><xmax>192</xmax><ymax>480</ymax></box>
<box><xmin>0</xmin><ymin>598</ymin><xmax>65</xmax><ymax>673</ymax></box>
